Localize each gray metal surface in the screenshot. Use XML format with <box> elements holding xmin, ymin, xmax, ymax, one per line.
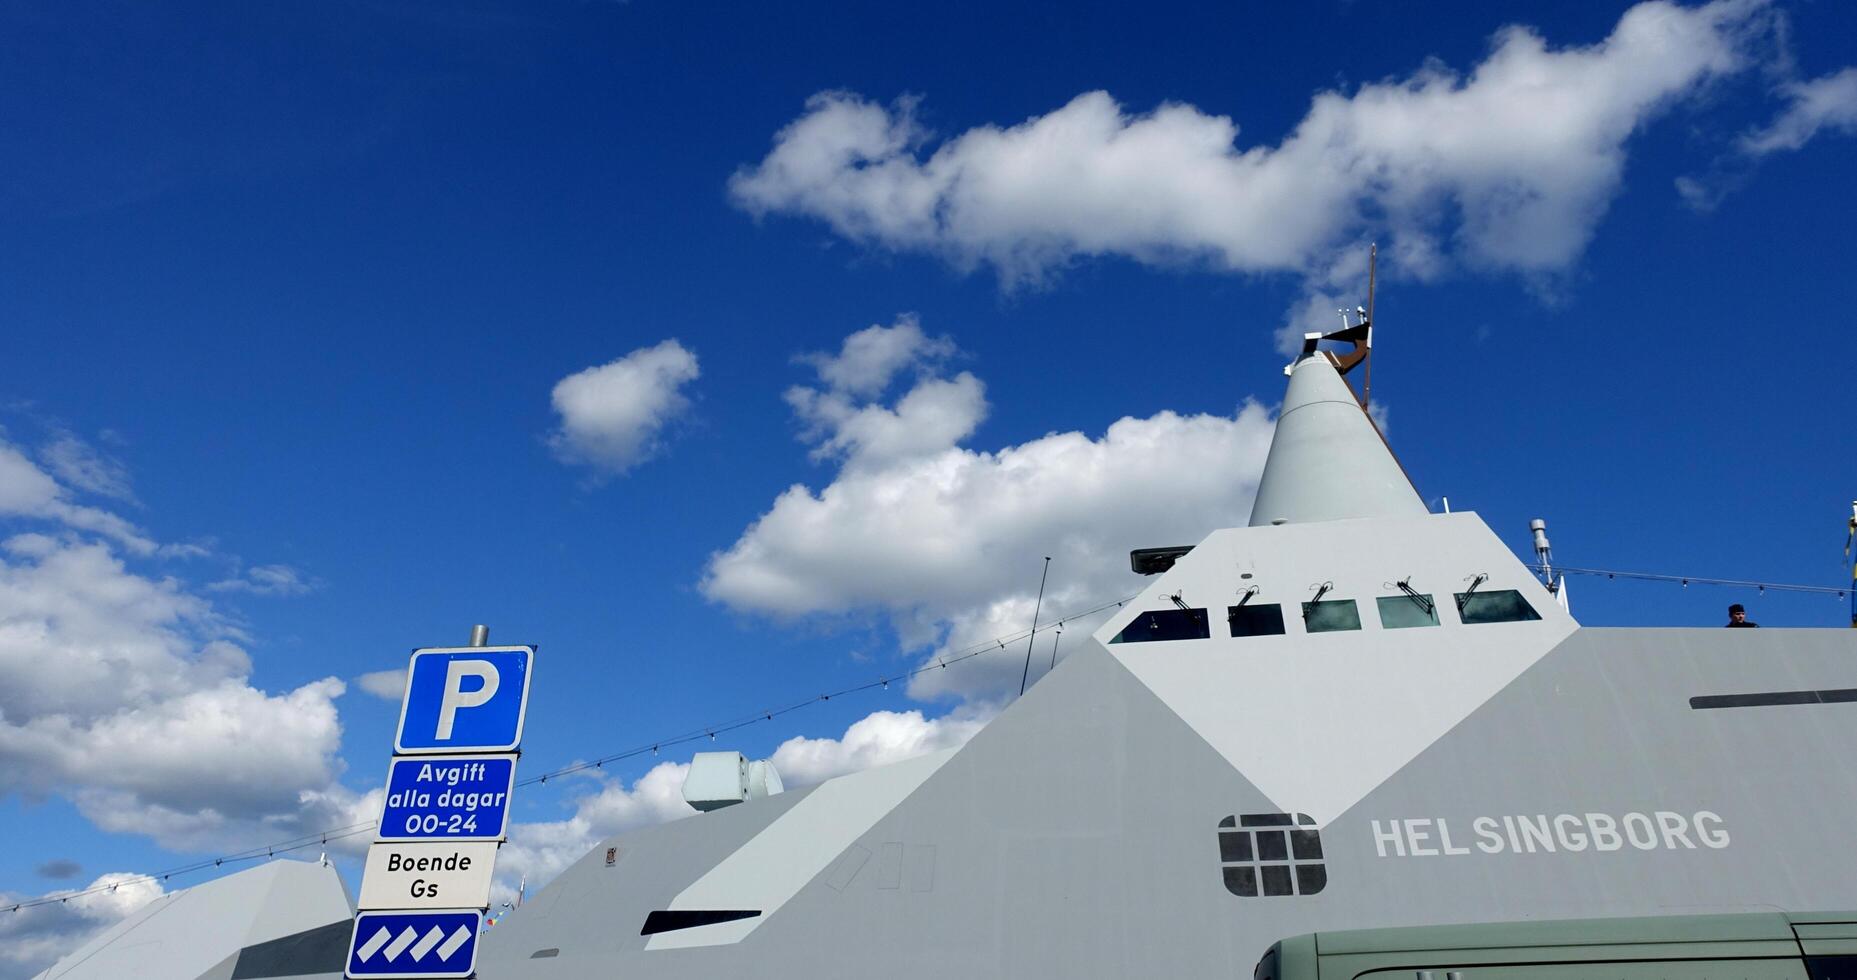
<box><xmin>34</xmin><ymin>860</ymin><xmax>352</xmax><ymax>980</ymax></box>
<box><xmin>475</xmin><ymin>620</ymin><xmax>1857</xmax><ymax>979</ymax></box>
<box><xmin>1249</xmin><ymin>354</ymin><xmax>1424</xmax><ymax>526</ymax></box>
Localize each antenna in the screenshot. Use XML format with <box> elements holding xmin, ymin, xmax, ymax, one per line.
<box><xmin>1300</xmin><ymin>243</ymin><xmax>1376</xmax><ymax>409</ymax></box>
<box><xmin>1530</xmin><ymin>519</ymin><xmax>1554</xmax><ymax>587</ymax></box>
<box><xmin>1017</xmin><ymin>558</ymin><xmax>1052</xmax><ymax>697</ymax></box>
<box><xmin>1362</xmin><ymin>242</ymin><xmax>1376</xmax><ymax>408</ymax></box>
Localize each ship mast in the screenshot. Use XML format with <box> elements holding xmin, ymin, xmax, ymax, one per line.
<box><xmin>1303</xmin><ymin>243</ymin><xmax>1376</xmax><ymax>409</ymax></box>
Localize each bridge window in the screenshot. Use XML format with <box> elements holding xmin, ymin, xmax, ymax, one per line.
<box><xmin>1301</xmin><ymin>599</ymin><xmax>1361</xmax><ymax>633</ymax></box>
<box><xmin>1455</xmin><ymin>589</ymin><xmax>1542</xmax><ymax>624</ymax></box>
<box><xmin>1227</xmin><ymin>603</ymin><xmax>1287</xmax><ymax>638</ymax></box>
<box><xmin>1109</xmin><ymin>608</ymin><xmax>1210</xmax><ymax>643</ymax></box>
<box><xmin>1376</xmin><ymin>594</ymin><xmax>1439</xmax><ymax>629</ymax></box>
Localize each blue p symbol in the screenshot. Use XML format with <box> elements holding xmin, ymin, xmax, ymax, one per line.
<box><xmin>437</xmin><ymin>660</ymin><xmax>499</xmax><ymax>740</ymax></box>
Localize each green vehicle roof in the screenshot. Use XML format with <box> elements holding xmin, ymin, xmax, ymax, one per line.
<box><xmin>1313</xmin><ymin>913</ymin><xmax>1799</xmax><ymax>955</ymax></box>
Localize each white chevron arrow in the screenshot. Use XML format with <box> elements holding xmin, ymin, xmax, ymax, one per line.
<box><xmin>382</xmin><ymin>926</ymin><xmax>419</xmax><ymax>961</ymax></box>
<box><xmin>408</xmin><ymin>926</ymin><xmax>445</xmax><ymax>961</ymax></box>
<box><xmin>436</xmin><ymin>925</ymin><xmax>472</xmax><ymax>961</ymax></box>
<box><xmin>355</xmin><ymin>927</ymin><xmax>393</xmax><ymax>962</ymax></box>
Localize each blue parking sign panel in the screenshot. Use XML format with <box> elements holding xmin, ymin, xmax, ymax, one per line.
<box><xmin>347</xmin><ymin>909</ymin><xmax>481</xmax><ymax>979</ymax></box>
<box><xmin>394</xmin><ymin>647</ymin><xmax>534</xmax><ymax>754</ymax></box>
<box><xmin>378</xmin><ymin>754</ymin><xmax>517</xmax><ymax>841</ymax></box>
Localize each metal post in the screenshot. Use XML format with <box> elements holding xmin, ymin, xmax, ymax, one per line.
<box><xmin>470</xmin><ymin>625</ymin><xmax>490</xmax><ymax>647</ymax></box>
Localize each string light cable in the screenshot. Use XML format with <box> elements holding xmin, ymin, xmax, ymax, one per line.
<box><xmin>3</xmin><ymin>592</ymin><xmax>1136</xmax><ymax>914</ymax></box>
<box><xmin>1532</xmin><ymin>564</ymin><xmax>1851</xmax><ymax>597</ymax></box>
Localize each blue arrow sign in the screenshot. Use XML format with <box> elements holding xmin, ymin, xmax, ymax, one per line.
<box><xmin>346</xmin><ymin>909</ymin><xmax>481</xmax><ymax>980</ymax></box>
<box><xmin>378</xmin><ymin>754</ymin><xmax>517</xmax><ymax>841</ymax></box>
<box><xmin>394</xmin><ymin>647</ymin><xmax>534</xmax><ymax>754</ymax></box>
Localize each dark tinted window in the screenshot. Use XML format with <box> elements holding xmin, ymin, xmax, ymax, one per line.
<box><xmin>1228</xmin><ymin>603</ymin><xmax>1287</xmax><ymax>637</ymax></box>
<box><xmin>1810</xmin><ymin>957</ymin><xmax>1857</xmax><ymax>980</ymax></box>
<box><xmin>1376</xmin><ymin>594</ymin><xmax>1439</xmax><ymax>628</ymax></box>
<box><xmin>1218</xmin><ymin>812</ymin><xmax>1326</xmax><ymax>898</ymax></box>
<box><xmin>1456</xmin><ymin>589</ymin><xmax>1542</xmax><ymax>624</ymax></box>
<box><xmin>1109</xmin><ymin>608</ymin><xmax>1210</xmax><ymax>643</ymax></box>
<box><xmin>1302</xmin><ymin>599</ymin><xmax>1361</xmax><ymax>633</ymax></box>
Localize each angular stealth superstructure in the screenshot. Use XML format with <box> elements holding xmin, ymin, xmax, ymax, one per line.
<box><xmin>467</xmin><ymin>346</ymin><xmax>1857</xmax><ymax>977</ymax></box>
<box><xmin>34</xmin><ymin>860</ymin><xmax>352</xmax><ymax>980</ymax></box>
<box><xmin>52</xmin><ymin>343</ymin><xmax>1857</xmax><ymax>979</ymax></box>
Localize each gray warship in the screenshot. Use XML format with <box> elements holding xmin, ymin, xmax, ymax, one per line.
<box><xmin>36</xmin><ymin>325</ymin><xmax>1857</xmax><ymax>979</ymax></box>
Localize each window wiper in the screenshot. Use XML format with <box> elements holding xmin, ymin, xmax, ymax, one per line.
<box><xmin>1391</xmin><ymin>576</ymin><xmax>1434</xmax><ymax>615</ymax></box>
<box><xmin>1457</xmin><ymin>572</ymin><xmax>1488</xmax><ymax>612</ymax></box>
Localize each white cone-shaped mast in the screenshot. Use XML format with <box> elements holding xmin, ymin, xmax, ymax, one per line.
<box><xmin>1248</xmin><ymin>354</ymin><xmax>1425</xmax><ymax>527</ymax></box>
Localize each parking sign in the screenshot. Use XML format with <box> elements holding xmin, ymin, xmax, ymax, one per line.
<box><xmin>394</xmin><ymin>647</ymin><xmax>534</xmax><ymax>754</ymax></box>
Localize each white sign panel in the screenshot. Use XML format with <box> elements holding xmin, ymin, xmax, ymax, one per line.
<box><xmin>358</xmin><ymin>841</ymin><xmax>499</xmax><ymax>911</ymax></box>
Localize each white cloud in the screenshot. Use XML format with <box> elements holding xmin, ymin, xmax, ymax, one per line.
<box><xmin>795</xmin><ymin>314</ymin><xmax>957</xmax><ymax>397</ymax></box>
<box><xmin>1679</xmin><ymin>64</ymin><xmax>1857</xmax><ymax>210</ymax></box>
<box><xmin>207</xmin><ymin>563</ymin><xmax>317</xmax><ymax>596</ymax></box>
<box><xmin>1739</xmin><ymin>66</ymin><xmax>1857</xmax><ymax>155</ymax></box>
<box><xmin>787</xmin><ymin>371</ymin><xmax>988</xmax><ymax>471</ymax></box>
<box><xmin>0</xmin><ymin>872</ymin><xmax>165</xmax><ymax>980</ymax></box>
<box><xmin>732</xmin><ymin>0</ymin><xmax>1778</xmax><ymax>311</ymax></box>
<box><xmin>0</xmin><ymin>443</ymin><xmax>155</xmax><ymax>555</ymax></box>
<box><xmin>703</xmin><ymin>321</ymin><xmax>1275</xmax><ymax>702</ymax></box>
<box><xmin>548</xmin><ymin>339</ymin><xmax>701</xmax><ymax>476</ymax></box>
<box><xmin>355</xmin><ymin>668</ymin><xmax>407</xmax><ymax>701</ymax></box>
<box><xmin>40</xmin><ymin>433</ymin><xmax>135</xmax><ymax>504</ymax></box>
<box><xmin>0</xmin><ymin>434</ymin><xmax>366</xmax><ymax>856</ymax></box>
<box><xmin>769</xmin><ymin>707</ymin><xmax>989</xmax><ymax>786</ymax></box>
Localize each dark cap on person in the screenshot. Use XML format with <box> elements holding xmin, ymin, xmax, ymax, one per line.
<box><xmin>1728</xmin><ymin>603</ymin><xmax>1746</xmax><ymax>614</ymax></box>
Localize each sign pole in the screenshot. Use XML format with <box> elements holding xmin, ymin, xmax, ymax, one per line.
<box><xmin>348</xmin><ymin>626</ymin><xmax>535</xmax><ymax>980</ymax></box>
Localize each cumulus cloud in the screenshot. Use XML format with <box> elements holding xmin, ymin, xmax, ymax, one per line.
<box><xmin>796</xmin><ymin>314</ymin><xmax>957</xmax><ymax>397</ymax></box>
<box><xmin>355</xmin><ymin>668</ymin><xmax>408</xmax><ymax>701</ymax></box>
<box><xmin>0</xmin><ymin>435</ymin><xmax>365</xmax><ymax>856</ymax></box>
<box><xmin>548</xmin><ymin>339</ymin><xmax>701</xmax><ymax>476</ymax></box>
<box><xmin>1739</xmin><ymin>66</ymin><xmax>1857</xmax><ymax>155</ymax></box>
<box><xmin>769</xmin><ymin>707</ymin><xmax>988</xmax><ymax>786</ymax></box>
<box><xmin>0</xmin><ymin>442</ymin><xmax>155</xmax><ymax>555</ymax></box>
<box><xmin>703</xmin><ymin>319</ymin><xmax>1275</xmax><ymax>701</ymax></box>
<box><xmin>0</xmin><ymin>872</ymin><xmax>164</xmax><ymax>980</ymax></box>
<box><xmin>732</xmin><ymin>1</ymin><xmax>1801</xmax><ymax>332</ymax></box>
<box><xmin>206</xmin><ymin>563</ymin><xmax>318</xmax><ymax>596</ymax></box>
<box><xmin>785</xmin><ymin>317</ymin><xmax>983</xmax><ymax>470</ymax></box>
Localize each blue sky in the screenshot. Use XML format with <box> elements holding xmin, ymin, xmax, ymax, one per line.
<box><xmin>3</xmin><ymin>0</ymin><xmax>1855</xmax><ymax>972</ymax></box>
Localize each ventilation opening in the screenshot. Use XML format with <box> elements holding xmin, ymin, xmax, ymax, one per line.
<box><xmin>640</xmin><ymin>910</ymin><xmax>762</xmax><ymax>935</ymax></box>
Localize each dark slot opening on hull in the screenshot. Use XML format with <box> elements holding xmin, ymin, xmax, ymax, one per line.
<box><xmin>640</xmin><ymin>910</ymin><xmax>763</xmax><ymax>935</ymax></box>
